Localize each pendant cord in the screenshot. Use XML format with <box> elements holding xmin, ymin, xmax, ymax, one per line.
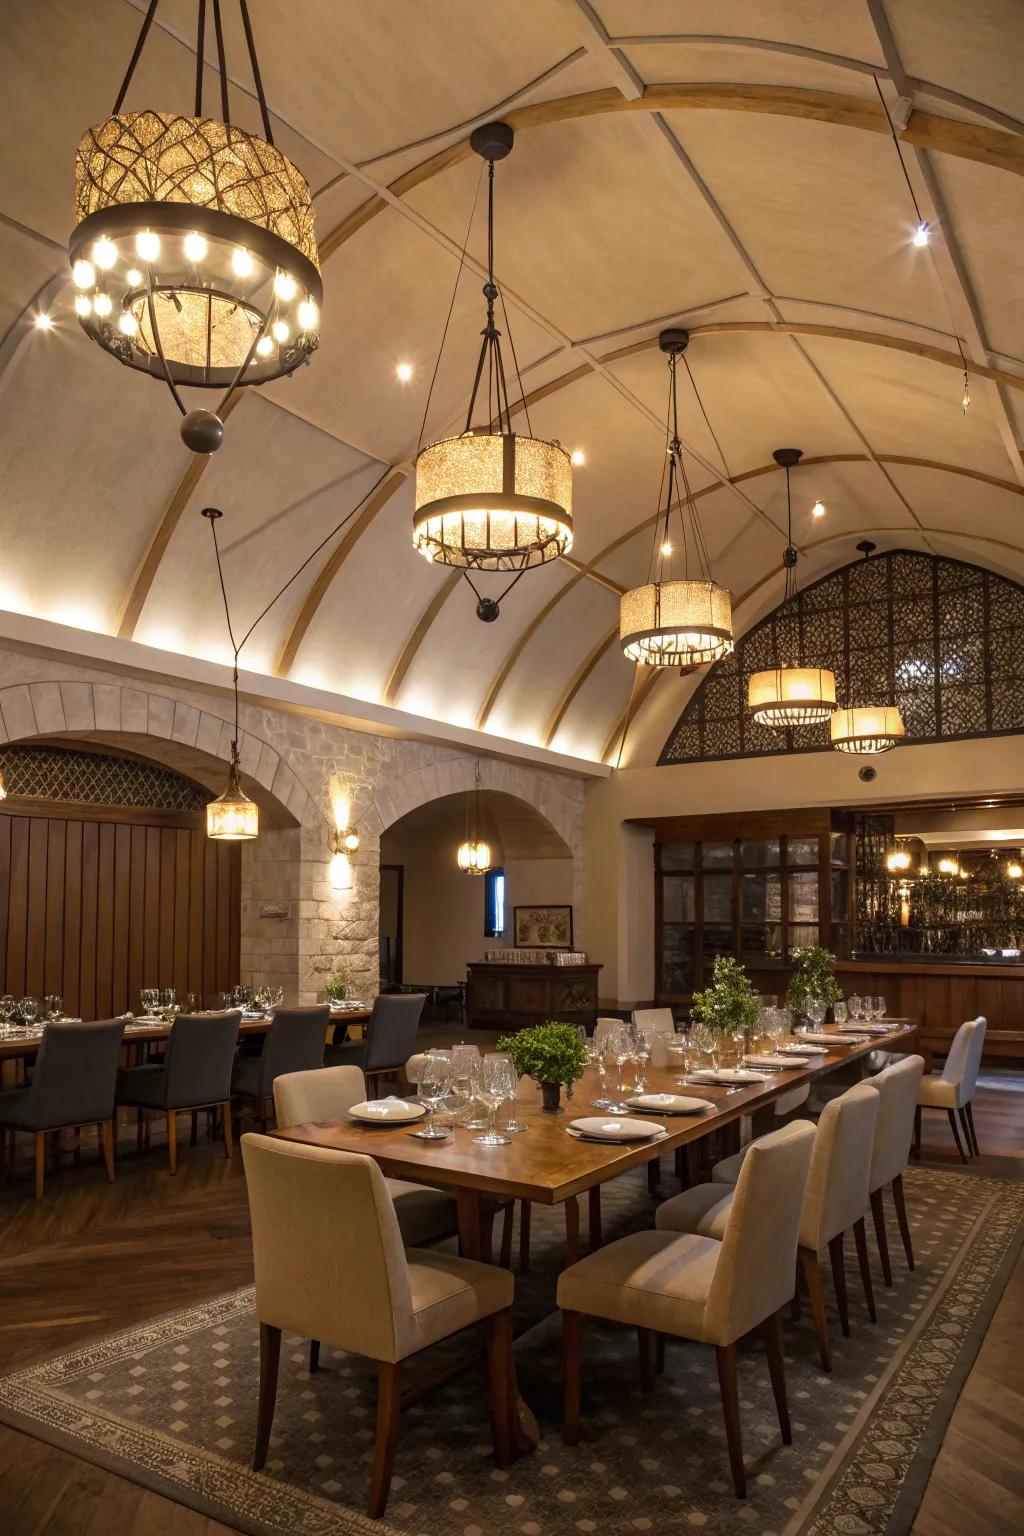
<box><xmin>239</xmin><ymin>0</ymin><xmax>274</xmax><ymax>143</ymax></box>
<box><xmin>417</xmin><ymin>162</ymin><xmax>483</xmax><ymax>452</ymax></box>
<box><xmin>112</xmin><ymin>0</ymin><xmax>159</xmax><ymax>113</ymax></box>
<box><xmin>194</xmin><ymin>0</ymin><xmax>206</xmax><ymax>115</ymax></box>
<box><xmin>212</xmin><ymin>0</ymin><xmax>230</xmax><ymax>126</ymax></box>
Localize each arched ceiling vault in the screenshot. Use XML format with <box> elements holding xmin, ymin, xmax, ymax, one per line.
<box><xmin>2</xmin><ymin>0</ymin><xmax>1023</xmax><ymax>767</ymax></box>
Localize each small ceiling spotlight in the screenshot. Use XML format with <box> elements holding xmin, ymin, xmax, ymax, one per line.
<box><xmin>811</xmin><ymin>498</ymin><xmax>826</xmax><ymax>518</ymax></box>
<box><xmin>912</xmin><ymin>221</ymin><xmax>930</xmax><ymax>247</ymax></box>
<box><xmin>33</xmin><ymin>312</ymin><xmax>54</xmax><ymax>331</ymax></box>
<box><xmin>395</xmin><ymin>361</ymin><xmax>413</xmax><ymax>382</ymax></box>
<box><xmin>571</xmin><ymin>448</ymin><xmax>586</xmax><ymax>466</ymax></box>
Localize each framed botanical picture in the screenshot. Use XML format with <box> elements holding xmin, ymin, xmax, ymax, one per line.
<box><xmin>513</xmin><ymin>904</ymin><xmax>574</xmax><ymax>949</ymax></box>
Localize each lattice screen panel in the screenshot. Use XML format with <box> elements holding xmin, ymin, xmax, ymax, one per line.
<box><xmin>0</xmin><ymin>746</ymin><xmax>210</xmax><ymax>811</ymax></box>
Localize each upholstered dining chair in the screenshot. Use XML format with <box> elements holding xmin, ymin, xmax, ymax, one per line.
<box><xmin>914</xmin><ymin>1016</ymin><xmax>986</xmax><ymax>1162</ymax></box>
<box><xmin>864</xmin><ymin>1054</ymin><xmax>925</xmax><ymax>1286</ymax></box>
<box><xmin>658</xmin><ymin>1083</ymin><xmax>880</xmax><ymax>1371</ymax></box>
<box><xmin>116</xmin><ymin>1011</ymin><xmax>241</xmax><ymax>1173</ymax></box>
<box><xmin>241</xmin><ymin>1133</ymin><xmax>516</xmax><ymax>1517</ymax></box>
<box><xmin>324</xmin><ymin>992</ymin><xmax>426</xmax><ymax>1094</ymax></box>
<box><xmin>0</xmin><ymin>1019</ymin><xmax>125</xmax><ymax>1199</ymax></box>
<box><xmin>231</xmin><ymin>1006</ymin><xmax>328</xmax><ymax>1132</ymax></box>
<box><xmin>558</xmin><ymin>1120</ymin><xmax>815</xmax><ymax>1498</ymax></box>
<box><xmin>631</xmin><ymin>1007</ymin><xmax>675</xmax><ymax>1034</ymax></box>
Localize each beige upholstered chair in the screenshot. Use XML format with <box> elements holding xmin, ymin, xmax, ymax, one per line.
<box><xmin>914</xmin><ymin>1017</ymin><xmax>986</xmax><ymax>1162</ymax></box>
<box><xmin>558</xmin><ymin>1120</ymin><xmax>815</xmax><ymax>1498</ymax></box>
<box><xmin>658</xmin><ymin>1084</ymin><xmax>880</xmax><ymax>1371</ymax></box>
<box><xmin>631</xmin><ymin>1007</ymin><xmax>675</xmax><ymax>1034</ymax></box>
<box><xmin>241</xmin><ymin>1133</ymin><xmax>515</xmax><ymax>1518</ymax></box>
<box><xmin>865</xmin><ymin>1054</ymin><xmax>925</xmax><ymax>1286</ymax></box>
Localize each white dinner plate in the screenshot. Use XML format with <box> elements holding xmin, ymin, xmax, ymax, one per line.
<box><xmin>624</xmin><ymin>1093</ymin><xmax>714</xmax><ymax>1116</ymax></box>
<box><xmin>744</xmin><ymin>1054</ymin><xmax>804</xmax><ymax>1069</ymax></box>
<box><xmin>689</xmin><ymin>1068</ymin><xmax>768</xmax><ymax>1085</ymax></box>
<box><xmin>348</xmin><ymin>1098</ymin><xmax>426</xmax><ymax>1125</ymax></box>
<box><xmin>568</xmin><ymin>1116</ymin><xmax>666</xmax><ymax>1142</ymax></box>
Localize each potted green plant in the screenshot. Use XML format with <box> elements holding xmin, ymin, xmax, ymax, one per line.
<box><xmin>690</xmin><ymin>955</ymin><xmax>762</xmax><ymax>1050</ymax></box>
<box><xmin>323</xmin><ymin>971</ymin><xmax>349</xmax><ymax>1004</ymax></box>
<box><xmin>786</xmin><ymin>945</ymin><xmax>843</xmax><ymax>1021</ymax></box>
<box><xmin>496</xmin><ymin>1020</ymin><xmax>588</xmax><ymax>1113</ymax></box>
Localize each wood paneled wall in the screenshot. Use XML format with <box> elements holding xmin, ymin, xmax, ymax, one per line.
<box><xmin>0</xmin><ymin>809</ymin><xmax>240</xmax><ymax>1018</ymax></box>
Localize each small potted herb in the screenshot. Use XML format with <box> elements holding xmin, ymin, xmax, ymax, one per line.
<box><xmin>786</xmin><ymin>946</ymin><xmax>843</xmax><ymax>1023</ymax></box>
<box><xmin>496</xmin><ymin>1021</ymin><xmax>588</xmax><ymax>1114</ymax></box>
<box><xmin>324</xmin><ymin>971</ymin><xmax>349</xmax><ymax>1004</ymax></box>
<box><xmin>690</xmin><ymin>955</ymin><xmax>762</xmax><ymax>1053</ymax></box>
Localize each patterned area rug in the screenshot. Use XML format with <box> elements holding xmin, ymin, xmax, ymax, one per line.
<box><xmin>1</xmin><ymin>1164</ymin><xmax>1021</xmax><ymax>1536</ymax></box>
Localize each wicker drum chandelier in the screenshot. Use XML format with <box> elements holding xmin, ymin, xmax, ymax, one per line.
<box><xmin>830</xmin><ymin>540</ymin><xmax>906</xmax><ymax>754</ymax></box>
<box><xmin>413</xmin><ymin>122</ymin><xmax>572</xmax><ymax>622</ymax></box>
<box><xmin>747</xmin><ymin>448</ymin><xmax>837</xmax><ymax>727</ymax></box>
<box><xmin>69</xmin><ymin>0</ymin><xmax>320</xmax><ymax>454</ymax></box>
<box><xmin>620</xmin><ymin>330</ymin><xmax>733</xmax><ymax>668</ymax></box>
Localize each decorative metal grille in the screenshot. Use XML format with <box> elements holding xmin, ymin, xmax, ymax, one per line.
<box><xmin>0</xmin><ymin>746</ymin><xmax>211</xmax><ymax>811</ymax></box>
<box><xmin>660</xmin><ymin>549</ymin><xmax>1024</xmax><ymax>764</ymax></box>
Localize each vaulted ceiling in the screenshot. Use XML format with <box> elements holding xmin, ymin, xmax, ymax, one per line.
<box><xmin>2</xmin><ymin>0</ymin><xmax>1022</xmax><ymax>767</ymax></box>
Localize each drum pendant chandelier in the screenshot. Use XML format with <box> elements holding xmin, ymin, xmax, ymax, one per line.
<box><xmin>413</xmin><ymin>121</ymin><xmax>572</xmax><ymax>622</ymax></box>
<box><xmin>830</xmin><ymin>540</ymin><xmax>906</xmax><ymax>754</ymax></box>
<box><xmin>619</xmin><ymin>330</ymin><xmax>733</xmax><ymax>668</ymax></box>
<box><xmin>69</xmin><ymin>0</ymin><xmax>321</xmax><ymax>454</ymax></box>
<box><xmin>747</xmin><ymin>448</ymin><xmax>837</xmax><ymax>728</ymax></box>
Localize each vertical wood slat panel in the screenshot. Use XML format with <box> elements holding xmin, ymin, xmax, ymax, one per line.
<box><xmin>112</xmin><ymin>824</ymin><xmax>131</xmax><ymax>1015</ymax></box>
<box><xmin>62</xmin><ymin>821</ymin><xmax>83</xmax><ymax>1019</ymax></box>
<box><xmin>128</xmin><ymin>825</ymin><xmax>147</xmax><ymax>1013</ymax></box>
<box><xmin>95</xmin><ymin>823</ymin><xmax>116</xmax><ymax>1019</ymax></box>
<box><xmin>143</xmin><ymin>827</ymin><xmax>162</xmax><ymax>988</ymax></box>
<box><xmin>203</xmin><ymin>839</ymin><xmax>218</xmax><ymax>1006</ymax></box>
<box><xmin>188</xmin><ymin>829</ymin><xmax>205</xmax><ymax>1005</ymax></box>
<box><xmin>25</xmin><ymin>818</ymin><xmax>49</xmax><ymax>998</ymax></box>
<box><xmin>173</xmin><ymin>827</ymin><xmax>191</xmax><ymax>1003</ymax></box>
<box><xmin>6</xmin><ymin>819</ymin><xmax>28</xmax><ymax>998</ymax></box>
<box><xmin>159</xmin><ymin>827</ymin><xmax>176</xmax><ymax>987</ymax></box>
<box><xmin>0</xmin><ymin>817</ymin><xmax>11</xmax><ymax>990</ymax></box>
<box><xmin>216</xmin><ymin>844</ymin><xmax>232</xmax><ymax>996</ymax></box>
<box><xmin>43</xmin><ymin>819</ymin><xmax>66</xmax><ymax>999</ymax></box>
<box><xmin>79</xmin><ymin>821</ymin><xmax>99</xmax><ymax>1022</ymax></box>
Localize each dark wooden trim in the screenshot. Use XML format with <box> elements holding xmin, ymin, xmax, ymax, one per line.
<box><xmin>0</xmin><ymin>797</ymin><xmax>206</xmax><ymax>829</ymax></box>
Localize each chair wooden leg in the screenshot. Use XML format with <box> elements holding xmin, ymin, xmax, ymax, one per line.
<box><xmin>828</xmin><ymin>1232</ymin><xmax>850</xmax><ymax>1337</ymax></box>
<box><xmin>484</xmin><ymin>1309</ymin><xmax>515</xmax><ymax>1468</ymax></box>
<box><xmin>34</xmin><ymin>1130</ymin><xmax>45</xmax><ymax>1201</ymax></box>
<box><xmin>946</xmin><ymin>1108</ymin><xmax>967</xmax><ymax>1163</ymax></box>
<box><xmin>499</xmin><ymin>1202</ymin><xmax>514</xmax><ymax>1269</ymax></box>
<box><xmin>715</xmin><ymin>1342</ymin><xmax>746</xmax><ymax>1499</ymax></box>
<box><xmin>853</xmin><ymin>1216</ymin><xmax>877</xmax><ymax>1322</ymax></box>
<box><xmin>253</xmin><ymin>1322</ymin><xmax>281</xmax><ymax>1471</ymax></box>
<box><xmin>309</xmin><ymin>1339</ymin><xmax>320</xmax><ymax>1374</ymax></box>
<box><xmin>912</xmin><ymin>1105</ymin><xmax>922</xmax><ymax>1160</ymax></box>
<box><xmin>870</xmin><ymin>1187</ymin><xmax>893</xmax><ymax>1287</ymax></box>
<box><xmin>957</xmin><ymin>1108</ymin><xmax>973</xmax><ymax>1159</ymax></box>
<box><xmin>647</xmin><ymin>1157</ymin><xmax>660</xmax><ymax>1194</ymax></box>
<box><xmin>798</xmin><ymin>1245</ymin><xmax>831</xmax><ymax>1372</ymax></box>
<box><xmin>100</xmin><ymin>1120</ymin><xmax>115</xmax><ymax>1182</ymax></box>
<box><xmin>166</xmin><ymin>1110</ymin><xmax>178</xmax><ymax>1175</ymax></box>
<box><xmin>892</xmin><ymin>1173</ymin><xmax>915</xmax><ymax>1271</ymax></box>
<box><xmin>965</xmin><ymin>1101</ymin><xmax>980</xmax><ymax>1157</ymax></box>
<box><xmin>562</xmin><ymin>1309</ymin><xmax>581</xmax><ymax>1445</ymax></box>
<box><xmin>760</xmin><ymin>1311</ymin><xmax>791</xmax><ymax>1444</ymax></box>
<box><xmin>518</xmin><ymin>1200</ymin><xmax>531</xmax><ymax>1273</ymax></box>
<box><xmin>637</xmin><ymin>1328</ymin><xmax>656</xmax><ymax>1393</ymax></box>
<box><xmin>221</xmin><ymin>1101</ymin><xmax>234</xmax><ymax>1159</ymax></box>
<box><xmin>367</xmin><ymin>1361</ymin><xmax>402</xmax><ymax>1519</ymax></box>
<box><xmin>790</xmin><ymin>1258</ymin><xmax>802</xmax><ymax>1322</ymax></box>
<box><xmin>480</xmin><ymin>1204</ymin><xmax>495</xmax><ymax>1266</ymax></box>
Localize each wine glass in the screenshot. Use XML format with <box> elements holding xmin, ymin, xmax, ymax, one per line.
<box><xmin>604</xmin><ymin>1024</ymin><xmax>633</xmax><ymax>1112</ymax></box>
<box><xmin>474</xmin><ymin>1055</ymin><xmax>513</xmax><ymax>1147</ymax></box>
<box><xmin>417</xmin><ymin>1051</ymin><xmax>452</xmax><ymax>1141</ymax></box>
<box><xmin>43</xmin><ymin>994</ymin><xmax>62</xmax><ymax>1021</ymax></box>
<box><xmin>874</xmin><ymin>995</ymin><xmax>887</xmax><ymax>1020</ymax></box>
<box><xmin>690</xmin><ymin>1020</ymin><xmax>719</xmax><ymax>1076</ymax></box>
<box><xmin>494</xmin><ymin>1052</ymin><xmax>529</xmax><ymax>1133</ymax></box>
<box><xmin>141</xmin><ymin>987</ymin><xmax>158</xmax><ymax>1016</ymax></box>
<box><xmin>632</xmin><ymin>1027</ymin><xmax>651</xmax><ymax>1094</ymax></box>
<box><xmin>590</xmin><ymin>1034</ymin><xmax>616</xmax><ymax>1108</ymax></box>
<box><xmin>161</xmin><ymin>987</ymin><xmax>177</xmax><ymax>1014</ymax></box>
<box><xmin>20</xmin><ymin>997</ymin><xmax>40</xmax><ymax>1026</ymax></box>
<box><xmin>763</xmin><ymin>1006</ymin><xmax>785</xmax><ymax>1052</ymax></box>
<box><xmin>833</xmin><ymin>1000</ymin><xmax>847</xmax><ymax>1024</ymax></box>
<box><xmin>805</xmin><ymin>997</ymin><xmax>827</xmax><ymax>1031</ymax></box>
<box><xmin>183</xmin><ymin>993</ymin><xmax>196</xmax><ymax>1013</ymax></box>
<box><xmin>847</xmin><ymin>994</ymin><xmax>862</xmax><ymax>1021</ymax></box>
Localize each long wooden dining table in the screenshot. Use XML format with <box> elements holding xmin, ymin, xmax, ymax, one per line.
<box><xmin>274</xmin><ymin>1020</ymin><xmax>919</xmax><ymax>1455</ymax></box>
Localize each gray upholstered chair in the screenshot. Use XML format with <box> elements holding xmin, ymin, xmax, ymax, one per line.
<box><xmin>0</xmin><ymin>1020</ymin><xmax>125</xmax><ymax>1199</ymax></box>
<box><xmin>657</xmin><ymin>1083</ymin><xmax>880</xmax><ymax>1371</ymax></box>
<box><xmin>242</xmin><ymin>1133</ymin><xmax>515</xmax><ymax>1517</ymax></box>
<box><xmin>117</xmin><ymin>1011</ymin><xmax>241</xmax><ymax>1173</ymax></box>
<box><xmin>865</xmin><ymin>1054</ymin><xmax>925</xmax><ymax>1285</ymax></box>
<box><xmin>232</xmin><ymin>1007</ymin><xmax>328</xmax><ymax>1131</ymax></box>
<box><xmin>914</xmin><ymin>1016</ymin><xmax>986</xmax><ymax>1161</ymax></box>
<box><xmin>558</xmin><ymin>1120</ymin><xmax>815</xmax><ymax>1497</ymax></box>
<box><xmin>324</xmin><ymin>992</ymin><xmax>425</xmax><ymax>1094</ymax></box>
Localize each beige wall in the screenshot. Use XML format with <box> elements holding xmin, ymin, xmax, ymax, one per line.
<box><xmin>585</xmin><ymin>735</ymin><xmax>1024</xmax><ymax>1006</ymax></box>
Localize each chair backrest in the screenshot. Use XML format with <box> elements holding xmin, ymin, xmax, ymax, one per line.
<box><xmin>274</xmin><ymin>1064</ymin><xmax>366</xmax><ymax>1127</ymax></box>
<box><xmin>30</xmin><ymin>1019</ymin><xmax>125</xmax><ymax>1128</ymax></box>
<box><xmin>632</xmin><ymin>1007</ymin><xmax>675</xmax><ymax>1035</ymax></box>
<box><xmin>800</xmin><ymin>1083</ymin><xmax>878</xmax><ymax>1250</ymax></box>
<box><xmin>941</xmin><ymin>1016</ymin><xmax>987</xmax><ymax>1101</ymax></box>
<box><xmin>255</xmin><ymin>1007</ymin><xmax>329</xmax><ymax>1094</ymax></box>
<box><xmin>241</xmin><ymin>1133</ymin><xmax>413</xmax><ymax>1361</ymax></box>
<box><xmin>867</xmin><ymin>1053</ymin><xmax>925</xmax><ymax>1191</ymax></box>
<box><xmin>163</xmin><ymin>1011</ymin><xmax>242</xmax><ymax>1109</ymax></box>
<box><xmin>593</xmin><ymin>1017</ymin><xmax>623</xmax><ymax>1047</ymax></box>
<box><xmin>705</xmin><ymin>1120</ymin><xmax>815</xmax><ymax>1345</ymax></box>
<box><xmin>363</xmin><ymin>992</ymin><xmax>425</xmax><ymax>1072</ymax></box>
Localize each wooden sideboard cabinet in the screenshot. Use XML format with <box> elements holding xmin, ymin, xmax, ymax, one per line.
<box><xmin>466</xmin><ymin>961</ymin><xmax>602</xmax><ymax>1031</ymax></box>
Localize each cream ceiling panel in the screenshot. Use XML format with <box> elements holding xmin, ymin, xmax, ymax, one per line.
<box><xmin>593</xmin><ymin>1</ymin><xmax>885</xmax><ymax>61</ymax></box>
<box><xmin>922</xmin><ymin>156</ymin><xmax>1024</xmax><ymax>365</ymax></box>
<box><xmin>886</xmin><ymin>0</ymin><xmax>1024</xmax><ymax>123</ymax></box>
<box><xmin>0</xmin><ymin>225</ymin><xmax>62</xmax><ymax>343</ymax></box>
<box><xmin>550</xmin><ymin>640</ymin><xmax>633</xmax><ymax>764</ymax></box>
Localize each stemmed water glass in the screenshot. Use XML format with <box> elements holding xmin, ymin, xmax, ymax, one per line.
<box><xmin>417</xmin><ymin>1051</ymin><xmax>453</xmax><ymax>1140</ymax></box>
<box><xmin>451</xmin><ymin>1043</ymin><xmax>488</xmax><ymax>1128</ymax></box>
<box><xmin>43</xmin><ymin>994</ymin><xmax>63</xmax><ymax>1021</ymax></box>
<box><xmin>473</xmin><ymin>1055</ymin><xmax>514</xmax><ymax>1147</ymax></box>
<box><xmin>631</xmin><ymin>1027</ymin><xmax>651</xmax><ymax>1094</ymax></box>
<box><xmin>161</xmin><ymin>987</ymin><xmax>177</xmax><ymax>1015</ymax></box>
<box><xmin>805</xmin><ymin>997</ymin><xmax>828</xmax><ymax>1031</ymax></box>
<box><xmin>602</xmin><ymin>1024</ymin><xmax>633</xmax><ymax>1112</ymax></box>
<box><xmin>495</xmin><ymin>1051</ymin><xmax>529</xmax><ymax>1133</ymax></box>
<box><xmin>20</xmin><ymin>997</ymin><xmax>40</xmax><ymax>1026</ymax></box>
<box><xmin>141</xmin><ymin>987</ymin><xmax>159</xmax><ymax>1016</ymax></box>
<box><xmin>874</xmin><ymin>995</ymin><xmax>887</xmax><ymax>1020</ymax></box>
<box><xmin>690</xmin><ymin>1020</ymin><xmax>719</xmax><ymax>1076</ymax></box>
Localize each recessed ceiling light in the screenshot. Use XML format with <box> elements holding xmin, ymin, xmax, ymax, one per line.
<box><xmin>811</xmin><ymin>499</ymin><xmax>826</xmax><ymax>518</ymax></box>
<box><xmin>33</xmin><ymin>312</ymin><xmax>54</xmax><ymax>330</ymax></box>
<box><xmin>570</xmin><ymin>448</ymin><xmax>585</xmax><ymax>466</ymax></box>
<box><xmin>395</xmin><ymin>361</ymin><xmax>413</xmax><ymax>382</ymax></box>
<box><xmin>912</xmin><ymin>221</ymin><xmax>929</xmax><ymax>247</ymax></box>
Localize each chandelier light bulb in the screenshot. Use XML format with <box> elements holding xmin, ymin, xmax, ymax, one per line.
<box><xmin>33</xmin><ymin>312</ymin><xmax>54</xmax><ymax>331</ymax></box>
<box><xmin>395</xmin><ymin>361</ymin><xmax>413</xmax><ymax>382</ymax></box>
<box><xmin>274</xmin><ymin>270</ymin><xmax>296</xmax><ymax>300</ymax></box>
<box><xmin>256</xmin><ymin>334</ymin><xmax>274</xmax><ymax>356</ymax></box>
<box><xmin>660</xmin><ymin>541</ymin><xmax>673</xmax><ymax>557</ymax></box>
<box><xmin>135</xmin><ymin>229</ymin><xmax>160</xmax><ymax>261</ymax></box>
<box><xmin>1007</xmin><ymin>859</ymin><xmax>1023</xmax><ymax>879</ymax></box>
<box><xmin>271</xmin><ymin>320</ymin><xmax>289</xmax><ymax>343</ymax></box>
<box><xmin>297</xmin><ymin>298</ymin><xmax>318</xmax><ymax>331</ymax></box>
<box><xmin>812</xmin><ymin>498</ymin><xmax>826</xmax><ymax>518</ymax></box>
<box><xmin>231</xmin><ymin>246</ymin><xmax>254</xmax><ymax>277</ymax></box>
<box><xmin>93</xmin><ymin>291</ymin><xmax>113</xmax><ymax>317</ymax></box>
<box><xmin>72</xmin><ymin>258</ymin><xmax>95</xmax><ymax>288</ymax></box>
<box><xmin>184</xmin><ymin>230</ymin><xmax>208</xmax><ymax>262</ymax></box>
<box><xmin>74</xmin><ymin>294</ymin><xmax>92</xmax><ymax>317</ymax></box>
<box><xmin>92</xmin><ymin>236</ymin><xmax>117</xmax><ymax>269</ymax></box>
<box><xmin>912</xmin><ymin>221</ymin><xmax>929</xmax><ymax>247</ymax></box>
<box><xmin>118</xmin><ymin>312</ymin><xmax>138</xmax><ymax>335</ymax></box>
<box><xmin>125</xmin><ymin>267</ymin><xmax>142</xmax><ymax>286</ymax></box>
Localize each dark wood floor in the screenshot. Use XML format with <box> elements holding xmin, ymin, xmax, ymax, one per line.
<box><xmin>0</xmin><ymin>1075</ymin><xmax>1021</xmax><ymax>1535</ymax></box>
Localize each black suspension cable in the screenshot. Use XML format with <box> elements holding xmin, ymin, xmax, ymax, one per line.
<box><xmin>416</xmin><ymin>162</ymin><xmax>483</xmax><ymax>452</ymax></box>
<box><xmin>239</xmin><ymin>0</ymin><xmax>274</xmax><ymax>143</ymax></box>
<box><xmin>112</xmin><ymin>0</ymin><xmax>159</xmax><ymax>113</ymax></box>
<box><xmin>212</xmin><ymin>0</ymin><xmax>230</xmax><ymax>126</ymax></box>
<box><xmin>682</xmin><ymin>354</ymin><xmax>730</xmax><ymax>478</ymax></box>
<box><xmin>194</xmin><ymin>0</ymin><xmax>206</xmax><ymax>115</ymax></box>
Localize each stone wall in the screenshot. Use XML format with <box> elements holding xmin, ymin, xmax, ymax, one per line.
<box><xmin>0</xmin><ymin>646</ymin><xmax>586</xmax><ymax>1005</ymax></box>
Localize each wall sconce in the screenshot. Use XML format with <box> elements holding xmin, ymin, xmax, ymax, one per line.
<box><xmin>329</xmin><ymin>827</ymin><xmax>358</xmax><ymax>890</ymax></box>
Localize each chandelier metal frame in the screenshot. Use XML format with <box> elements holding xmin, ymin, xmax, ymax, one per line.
<box><xmin>830</xmin><ymin>540</ymin><xmax>907</xmax><ymax>755</ymax></box>
<box><xmin>457</xmin><ymin>760</ymin><xmax>492</xmax><ymax>874</ymax></box>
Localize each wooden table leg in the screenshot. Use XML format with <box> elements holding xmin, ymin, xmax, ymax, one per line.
<box><xmin>564</xmin><ymin>1194</ymin><xmax>581</xmax><ymax>1267</ymax></box>
<box><xmin>588</xmin><ymin>1185</ymin><xmax>603</xmax><ymax>1250</ymax></box>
